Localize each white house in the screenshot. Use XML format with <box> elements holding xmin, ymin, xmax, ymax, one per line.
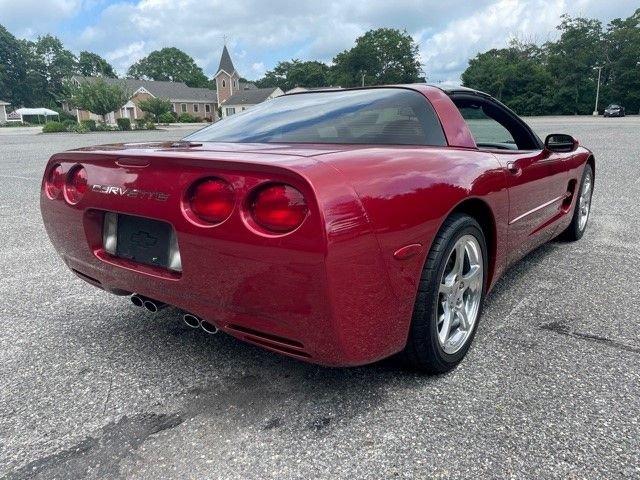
<box><xmin>221</xmin><ymin>87</ymin><xmax>284</xmax><ymax>118</ymax></box>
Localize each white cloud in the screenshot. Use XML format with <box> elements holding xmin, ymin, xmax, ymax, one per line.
<box><xmin>0</xmin><ymin>0</ymin><xmax>83</xmax><ymax>37</ymax></box>
<box><xmin>4</xmin><ymin>0</ymin><xmax>637</xmax><ymax>82</ymax></box>
<box><xmin>104</xmin><ymin>41</ymin><xmax>147</xmax><ymax>69</ymax></box>
<box><xmin>419</xmin><ymin>0</ymin><xmax>568</xmax><ymax>84</ymax></box>
<box><xmin>251</xmin><ymin>62</ymin><xmax>266</xmax><ymax>76</ymax></box>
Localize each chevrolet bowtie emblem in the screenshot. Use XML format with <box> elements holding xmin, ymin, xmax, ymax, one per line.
<box><xmin>130</xmin><ymin>231</ymin><xmax>158</xmax><ymax>248</ymax></box>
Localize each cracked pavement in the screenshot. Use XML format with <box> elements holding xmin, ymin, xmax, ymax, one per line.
<box><xmin>0</xmin><ymin>118</ymin><xmax>638</xmax><ymax>479</ymax></box>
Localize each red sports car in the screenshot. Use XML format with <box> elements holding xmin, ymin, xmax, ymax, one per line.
<box><xmin>40</xmin><ymin>85</ymin><xmax>595</xmax><ymax>373</ymax></box>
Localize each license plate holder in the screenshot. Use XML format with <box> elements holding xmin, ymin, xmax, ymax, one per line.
<box><xmin>115</xmin><ymin>214</ymin><xmax>173</xmax><ymax>269</ymax></box>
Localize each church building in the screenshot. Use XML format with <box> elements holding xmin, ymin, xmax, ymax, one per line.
<box><xmin>213</xmin><ymin>45</ymin><xmax>283</xmax><ymax>118</ymax></box>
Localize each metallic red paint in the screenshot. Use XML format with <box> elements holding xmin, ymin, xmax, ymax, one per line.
<box><xmin>40</xmin><ymin>85</ymin><xmax>594</xmax><ymax>366</ymax></box>
<box><xmin>188</xmin><ymin>177</ymin><xmax>235</xmax><ymax>224</ymax></box>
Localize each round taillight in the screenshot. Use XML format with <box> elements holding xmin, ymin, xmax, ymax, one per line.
<box><xmin>45</xmin><ymin>164</ymin><xmax>64</xmax><ymax>199</ymax></box>
<box><xmin>188</xmin><ymin>178</ymin><xmax>235</xmax><ymax>224</ymax></box>
<box><xmin>64</xmin><ymin>166</ymin><xmax>88</xmax><ymax>204</ymax></box>
<box><xmin>251</xmin><ymin>183</ymin><xmax>308</xmax><ymax>233</ymax></box>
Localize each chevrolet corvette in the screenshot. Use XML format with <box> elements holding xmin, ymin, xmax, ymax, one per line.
<box><xmin>40</xmin><ymin>85</ymin><xmax>595</xmax><ymax>373</ymax></box>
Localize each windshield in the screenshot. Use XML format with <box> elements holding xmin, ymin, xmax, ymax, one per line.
<box><xmin>184</xmin><ymin>88</ymin><xmax>447</xmax><ymax>146</ymax></box>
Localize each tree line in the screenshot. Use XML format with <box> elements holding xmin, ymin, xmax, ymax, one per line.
<box><xmin>0</xmin><ymin>26</ymin><xmax>422</xmax><ymax>110</ymax></box>
<box><xmin>0</xmin><ymin>26</ymin><xmax>214</xmax><ymax>109</ymax></box>
<box><xmin>462</xmin><ymin>9</ymin><xmax>640</xmax><ymax>115</ymax></box>
<box><xmin>2</xmin><ymin>9</ymin><xmax>638</xmax><ymax>115</ymax></box>
<box><xmin>254</xmin><ymin>28</ymin><xmax>423</xmax><ymax>90</ymax></box>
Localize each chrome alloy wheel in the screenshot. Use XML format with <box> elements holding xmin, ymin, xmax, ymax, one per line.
<box><xmin>437</xmin><ymin>235</ymin><xmax>484</xmax><ymax>354</ymax></box>
<box><xmin>578</xmin><ymin>169</ymin><xmax>593</xmax><ymax>231</ymax></box>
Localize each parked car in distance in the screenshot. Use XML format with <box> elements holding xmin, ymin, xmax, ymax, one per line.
<box><xmin>40</xmin><ymin>85</ymin><xmax>595</xmax><ymax>373</ymax></box>
<box><xmin>603</xmin><ymin>104</ymin><xmax>625</xmax><ymax>117</ymax></box>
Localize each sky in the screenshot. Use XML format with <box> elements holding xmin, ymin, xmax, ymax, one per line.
<box><xmin>0</xmin><ymin>0</ymin><xmax>638</xmax><ymax>85</ymax></box>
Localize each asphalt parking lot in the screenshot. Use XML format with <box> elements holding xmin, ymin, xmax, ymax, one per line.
<box><xmin>0</xmin><ymin>117</ymin><xmax>638</xmax><ymax>479</ymax></box>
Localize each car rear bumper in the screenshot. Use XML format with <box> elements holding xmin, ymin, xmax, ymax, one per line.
<box><xmin>41</xmin><ymin>190</ymin><xmax>408</xmax><ymax>367</ymax></box>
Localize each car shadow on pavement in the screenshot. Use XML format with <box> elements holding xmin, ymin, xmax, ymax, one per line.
<box><xmin>9</xmin><ymin>239</ymin><xmax>563</xmax><ymax>479</ymax></box>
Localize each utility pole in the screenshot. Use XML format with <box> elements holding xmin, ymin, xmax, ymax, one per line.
<box><xmin>592</xmin><ymin>66</ymin><xmax>603</xmax><ymax>116</ymax></box>
<box><xmin>361</xmin><ymin>72</ymin><xmax>365</xmax><ymax>87</ymax></box>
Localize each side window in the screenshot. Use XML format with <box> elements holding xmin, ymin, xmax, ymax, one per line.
<box><xmin>457</xmin><ymin>106</ymin><xmax>516</xmax><ymax>149</ymax></box>
<box><xmin>452</xmin><ymin>96</ymin><xmax>541</xmax><ymax>151</ymax></box>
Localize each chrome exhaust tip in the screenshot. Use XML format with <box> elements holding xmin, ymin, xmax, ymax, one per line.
<box><xmin>183</xmin><ymin>313</ymin><xmax>201</xmax><ymax>329</ymax></box>
<box><xmin>200</xmin><ymin>320</ymin><xmax>219</xmax><ymax>335</ymax></box>
<box><xmin>143</xmin><ymin>299</ymin><xmax>167</xmax><ymax>313</ymax></box>
<box><xmin>130</xmin><ymin>294</ymin><xmax>144</xmax><ymax>308</ymax></box>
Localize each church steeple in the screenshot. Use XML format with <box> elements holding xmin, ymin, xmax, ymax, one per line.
<box><xmin>216</xmin><ymin>45</ymin><xmax>236</xmax><ymax>76</ymax></box>
<box><xmin>214</xmin><ymin>44</ymin><xmax>240</xmax><ymax>106</ymax></box>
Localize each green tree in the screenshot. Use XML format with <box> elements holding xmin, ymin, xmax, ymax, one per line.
<box><xmin>127</xmin><ymin>47</ymin><xmax>209</xmax><ymax>87</ymax></box>
<box><xmin>604</xmin><ymin>9</ymin><xmax>640</xmax><ymax>114</ymax></box>
<box><xmin>546</xmin><ymin>15</ymin><xmax>605</xmax><ymax>114</ymax></box>
<box><xmin>331</xmin><ymin>28</ymin><xmax>422</xmax><ymax>87</ymax></box>
<box><xmin>256</xmin><ymin>60</ymin><xmax>331</xmax><ymax>90</ymax></box>
<box><xmin>78</xmin><ymin>51</ymin><xmax>117</xmax><ymax>78</ymax></box>
<box><xmin>462</xmin><ymin>40</ymin><xmax>553</xmax><ymax>115</ymax></box>
<box><xmin>0</xmin><ymin>25</ymin><xmax>30</xmax><ymax>106</ymax></box>
<box><xmin>137</xmin><ymin>97</ymin><xmax>172</xmax><ymax>121</ymax></box>
<box><xmin>32</xmin><ymin>35</ymin><xmax>78</xmax><ymax>104</ymax></box>
<box><xmin>66</xmin><ymin>79</ymin><xmax>129</xmax><ymax>123</ymax></box>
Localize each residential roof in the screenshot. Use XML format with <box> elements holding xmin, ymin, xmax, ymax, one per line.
<box><xmin>71</xmin><ymin>76</ymin><xmax>217</xmax><ymax>103</ymax></box>
<box><xmin>216</xmin><ymin>45</ymin><xmax>236</xmax><ymax>75</ymax></box>
<box><xmin>224</xmin><ymin>87</ymin><xmax>279</xmax><ymax>106</ymax></box>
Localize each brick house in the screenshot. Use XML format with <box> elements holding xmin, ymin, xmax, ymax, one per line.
<box><xmin>64</xmin><ymin>76</ymin><xmax>218</xmax><ymax>124</ymax></box>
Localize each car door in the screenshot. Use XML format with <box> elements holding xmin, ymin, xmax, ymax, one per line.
<box><xmin>452</xmin><ymin>95</ymin><xmax>571</xmax><ymax>265</ymax></box>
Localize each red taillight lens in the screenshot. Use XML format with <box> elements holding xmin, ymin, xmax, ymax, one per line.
<box><xmin>64</xmin><ymin>166</ymin><xmax>88</xmax><ymax>204</ymax></box>
<box><xmin>188</xmin><ymin>178</ymin><xmax>235</xmax><ymax>224</ymax></box>
<box><xmin>251</xmin><ymin>183</ymin><xmax>308</xmax><ymax>233</ymax></box>
<box><xmin>45</xmin><ymin>164</ymin><xmax>64</xmax><ymax>198</ymax></box>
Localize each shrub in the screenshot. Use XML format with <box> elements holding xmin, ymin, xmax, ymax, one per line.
<box><xmin>80</xmin><ymin>119</ymin><xmax>96</xmax><ymax>131</ymax></box>
<box><xmin>135</xmin><ymin>118</ymin><xmax>147</xmax><ymax>130</ymax></box>
<box><xmin>178</xmin><ymin>112</ymin><xmax>197</xmax><ymax>123</ymax></box>
<box><xmin>116</xmin><ymin>117</ymin><xmax>131</xmax><ymax>131</ymax></box>
<box><xmin>137</xmin><ymin>97</ymin><xmax>172</xmax><ymax>121</ymax></box>
<box><xmin>95</xmin><ymin>122</ymin><xmax>108</xmax><ymax>131</ymax></box>
<box><xmin>146</xmin><ymin>121</ymin><xmax>156</xmax><ymax>130</ymax></box>
<box><xmin>0</xmin><ymin>122</ymin><xmax>30</xmax><ymax>127</ymax></box>
<box><xmin>158</xmin><ymin>112</ymin><xmax>174</xmax><ymax>124</ymax></box>
<box><xmin>42</xmin><ymin>121</ymin><xmax>67</xmax><ymax>133</ymax></box>
<box><xmin>53</xmin><ymin>108</ymin><xmax>77</xmax><ymax>123</ymax></box>
<box><xmin>73</xmin><ymin>123</ymin><xmax>89</xmax><ymax>133</ymax></box>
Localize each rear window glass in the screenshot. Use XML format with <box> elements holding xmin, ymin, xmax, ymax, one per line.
<box><xmin>185</xmin><ymin>88</ymin><xmax>447</xmax><ymax>146</ymax></box>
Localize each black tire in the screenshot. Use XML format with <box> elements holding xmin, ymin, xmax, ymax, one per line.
<box><xmin>401</xmin><ymin>213</ymin><xmax>488</xmax><ymax>374</ymax></box>
<box><xmin>561</xmin><ymin>164</ymin><xmax>593</xmax><ymax>241</ymax></box>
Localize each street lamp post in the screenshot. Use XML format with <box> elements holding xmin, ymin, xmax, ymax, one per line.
<box><xmin>592</xmin><ymin>66</ymin><xmax>603</xmax><ymax>116</ymax></box>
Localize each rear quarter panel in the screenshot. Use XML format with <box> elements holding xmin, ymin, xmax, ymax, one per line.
<box><xmin>318</xmin><ymin>146</ymin><xmax>509</xmax><ymax>349</ymax></box>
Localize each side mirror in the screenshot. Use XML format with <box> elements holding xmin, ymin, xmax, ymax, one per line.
<box><xmin>545</xmin><ymin>133</ymin><xmax>578</xmax><ymax>153</ymax></box>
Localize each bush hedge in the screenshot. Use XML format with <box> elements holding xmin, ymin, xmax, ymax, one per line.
<box><xmin>158</xmin><ymin>112</ymin><xmax>174</xmax><ymax>124</ymax></box>
<box><xmin>80</xmin><ymin>119</ymin><xmax>97</xmax><ymax>131</ymax></box>
<box><xmin>178</xmin><ymin>113</ymin><xmax>198</xmax><ymax>123</ymax></box>
<box><xmin>116</xmin><ymin>118</ymin><xmax>131</xmax><ymax>131</ymax></box>
<box><xmin>42</xmin><ymin>121</ymin><xmax>67</xmax><ymax>133</ymax></box>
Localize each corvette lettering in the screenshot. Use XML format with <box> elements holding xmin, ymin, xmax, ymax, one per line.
<box><xmin>91</xmin><ymin>184</ymin><xmax>169</xmax><ymax>201</ymax></box>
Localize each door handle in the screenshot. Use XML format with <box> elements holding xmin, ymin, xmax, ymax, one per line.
<box><xmin>507</xmin><ymin>162</ymin><xmax>522</xmax><ymax>175</ymax></box>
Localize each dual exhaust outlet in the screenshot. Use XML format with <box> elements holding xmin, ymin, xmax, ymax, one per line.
<box><xmin>130</xmin><ymin>294</ymin><xmax>218</xmax><ymax>334</ymax></box>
